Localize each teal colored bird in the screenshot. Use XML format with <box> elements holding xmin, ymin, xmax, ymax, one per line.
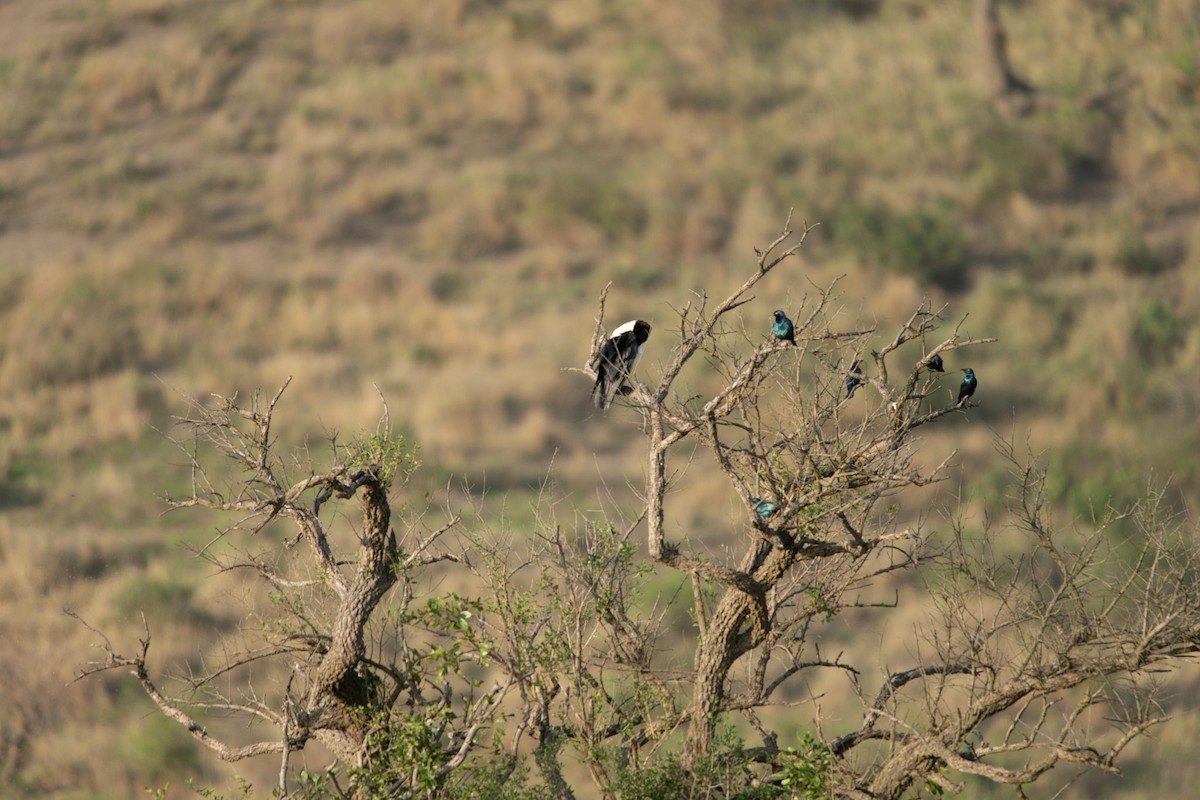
<box><xmin>928</xmin><ymin>353</ymin><xmax>945</xmax><ymax>373</ymax></box>
<box><xmin>845</xmin><ymin>360</ymin><xmax>863</xmax><ymax>398</ymax></box>
<box><xmin>772</xmin><ymin>310</ymin><xmax>795</xmax><ymax>345</ymax></box>
<box><xmin>957</xmin><ymin>367</ymin><xmax>977</xmax><ymax>405</ymax></box>
<box><xmin>751</xmin><ymin>497</ymin><xmax>778</xmax><ymax>517</ymax></box>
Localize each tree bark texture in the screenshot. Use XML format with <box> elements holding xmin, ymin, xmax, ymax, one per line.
<box><xmin>303</xmin><ymin>473</ymin><xmax>396</xmax><ymax>762</ymax></box>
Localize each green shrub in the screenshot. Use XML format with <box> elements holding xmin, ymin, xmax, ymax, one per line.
<box><xmin>411</xmin><ymin>341</ymin><xmax>442</xmax><ymax>365</ymax></box>
<box><xmin>444</xmin><ymin>757</ymin><xmax>554</xmax><ymax>800</ymax></box>
<box><xmin>620</xmin><ymin>265</ymin><xmax>666</xmax><ymax>291</ymax></box>
<box><xmin>115</xmin><ymin>578</ymin><xmax>196</xmax><ymax>620</ymax></box>
<box><xmin>540</xmin><ymin>166</ymin><xmax>650</xmax><ymax>241</ymax></box>
<box><xmin>1012</xmin><ymin>240</ymin><xmax>1094</xmax><ymax>278</ymax></box>
<box><xmin>833</xmin><ymin>201</ymin><xmax>968</xmax><ymax>289</ymax></box>
<box><xmin>970</xmin><ymin>121</ymin><xmax>1066</xmax><ymax>202</ymax></box>
<box><xmin>345</xmin><ymin>431</ymin><xmax>419</xmax><ymax>490</ymax></box>
<box><xmin>779</xmin><ymin>732</ymin><xmax>835</xmax><ymax>800</ymax></box>
<box><xmin>0</xmin><ymin>454</ymin><xmax>46</xmax><ymax>507</ymax></box>
<box><xmin>1130</xmin><ymin>300</ymin><xmax>1180</xmax><ymax>356</ymax></box>
<box><xmin>120</xmin><ymin>713</ymin><xmax>200</xmax><ymax>780</ymax></box>
<box><xmin>608</xmin><ymin>727</ymin><xmax>787</xmax><ymax>800</ymax></box>
<box><xmin>969</xmin><ymin>106</ymin><xmax>1111</xmax><ymax>205</ymax></box>
<box><xmin>1044</xmin><ymin>446</ymin><xmax>1144</xmax><ymax>523</ymax></box>
<box><xmin>1115</xmin><ymin>232</ymin><xmax>1173</xmax><ymax>276</ymax></box>
<box><xmin>613</xmin><ymin>756</ymin><xmax>688</xmax><ymax>800</ymax></box>
<box><xmin>430</xmin><ymin>271</ymin><xmax>467</xmax><ymax>302</ymax></box>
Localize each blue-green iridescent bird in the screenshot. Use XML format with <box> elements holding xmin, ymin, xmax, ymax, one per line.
<box><xmin>845</xmin><ymin>359</ymin><xmax>863</xmax><ymax>398</ymax></box>
<box><xmin>928</xmin><ymin>353</ymin><xmax>945</xmax><ymax>373</ymax></box>
<box><xmin>772</xmin><ymin>310</ymin><xmax>796</xmax><ymax>345</ymax></box>
<box><xmin>957</xmin><ymin>367</ymin><xmax>977</xmax><ymax>405</ymax></box>
<box><xmin>751</xmin><ymin>497</ymin><xmax>778</xmax><ymax>517</ymax></box>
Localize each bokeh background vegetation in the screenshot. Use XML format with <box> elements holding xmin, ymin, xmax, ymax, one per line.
<box><xmin>1</xmin><ymin>0</ymin><xmax>1198</xmax><ymax>796</ymax></box>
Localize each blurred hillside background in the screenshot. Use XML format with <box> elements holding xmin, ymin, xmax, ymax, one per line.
<box><xmin>1</xmin><ymin>0</ymin><xmax>1198</xmax><ymax>796</ymax></box>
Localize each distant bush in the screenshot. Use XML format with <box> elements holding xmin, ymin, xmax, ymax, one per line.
<box><xmin>539</xmin><ymin>165</ymin><xmax>649</xmax><ymax>242</ymax></box>
<box><xmin>1045</xmin><ymin>445</ymin><xmax>1144</xmax><ymax>523</ymax></box>
<box><xmin>1130</xmin><ymin>300</ymin><xmax>1180</xmax><ymax>356</ymax></box>
<box><xmin>1115</xmin><ymin>230</ymin><xmax>1175</xmax><ymax>276</ymax></box>
<box><xmin>0</xmin><ymin>454</ymin><xmax>45</xmax><ymax>508</ymax></box>
<box><xmin>411</xmin><ymin>341</ymin><xmax>442</xmax><ymax>365</ymax></box>
<box><xmin>969</xmin><ymin>121</ymin><xmax>1068</xmax><ymax>202</ymax></box>
<box><xmin>115</xmin><ymin>578</ymin><xmax>196</xmax><ymax>620</ymax></box>
<box><xmin>832</xmin><ymin>201</ymin><xmax>968</xmax><ymax>289</ymax></box>
<box><xmin>1012</xmin><ymin>240</ymin><xmax>1094</xmax><ymax>278</ymax></box>
<box><xmin>119</xmin><ymin>712</ymin><xmax>201</xmax><ymax>780</ymax></box>
<box><xmin>619</xmin><ymin>265</ymin><xmax>666</xmax><ymax>291</ymax></box>
<box><xmin>430</xmin><ymin>271</ymin><xmax>467</xmax><ymax>302</ymax></box>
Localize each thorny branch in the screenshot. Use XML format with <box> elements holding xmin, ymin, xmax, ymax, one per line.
<box><xmin>67</xmin><ymin>610</ymin><xmax>290</xmax><ymax>761</ymax></box>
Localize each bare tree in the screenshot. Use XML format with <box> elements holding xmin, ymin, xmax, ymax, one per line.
<box><xmin>585</xmin><ymin>213</ymin><xmax>993</xmax><ymax>767</ymax></box>
<box><xmin>973</xmin><ymin>0</ymin><xmax>1038</xmax><ymax>115</ymax></box>
<box><xmin>827</xmin><ymin>438</ymin><xmax>1200</xmax><ymax>798</ymax></box>
<box><xmin>70</xmin><ymin>380</ymin><xmax>507</xmax><ymax>798</ymax></box>
<box><xmin>513</xmin><ymin>212</ymin><xmax>1199</xmax><ymax>798</ymax></box>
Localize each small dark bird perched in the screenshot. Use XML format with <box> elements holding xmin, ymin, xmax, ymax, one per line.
<box><xmin>751</xmin><ymin>497</ymin><xmax>778</xmax><ymax>517</ymax></box>
<box><xmin>928</xmin><ymin>353</ymin><xmax>945</xmax><ymax>373</ymax></box>
<box><xmin>957</xmin><ymin>367</ymin><xmax>977</xmax><ymax>405</ymax></box>
<box><xmin>592</xmin><ymin>319</ymin><xmax>652</xmax><ymax>412</ymax></box>
<box><xmin>845</xmin><ymin>360</ymin><xmax>863</xmax><ymax>398</ymax></box>
<box><xmin>772</xmin><ymin>310</ymin><xmax>796</xmax><ymax>345</ymax></box>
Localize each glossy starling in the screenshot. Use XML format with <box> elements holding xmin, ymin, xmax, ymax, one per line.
<box><xmin>751</xmin><ymin>497</ymin><xmax>778</xmax><ymax>517</ymax></box>
<box><xmin>957</xmin><ymin>367</ymin><xmax>977</xmax><ymax>405</ymax></box>
<box><xmin>845</xmin><ymin>359</ymin><xmax>863</xmax><ymax>398</ymax></box>
<box><xmin>928</xmin><ymin>353</ymin><xmax>945</xmax><ymax>373</ymax></box>
<box><xmin>772</xmin><ymin>310</ymin><xmax>796</xmax><ymax>345</ymax></box>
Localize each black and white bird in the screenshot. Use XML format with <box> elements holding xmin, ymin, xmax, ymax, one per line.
<box><xmin>592</xmin><ymin>319</ymin><xmax>652</xmax><ymax>412</ymax></box>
